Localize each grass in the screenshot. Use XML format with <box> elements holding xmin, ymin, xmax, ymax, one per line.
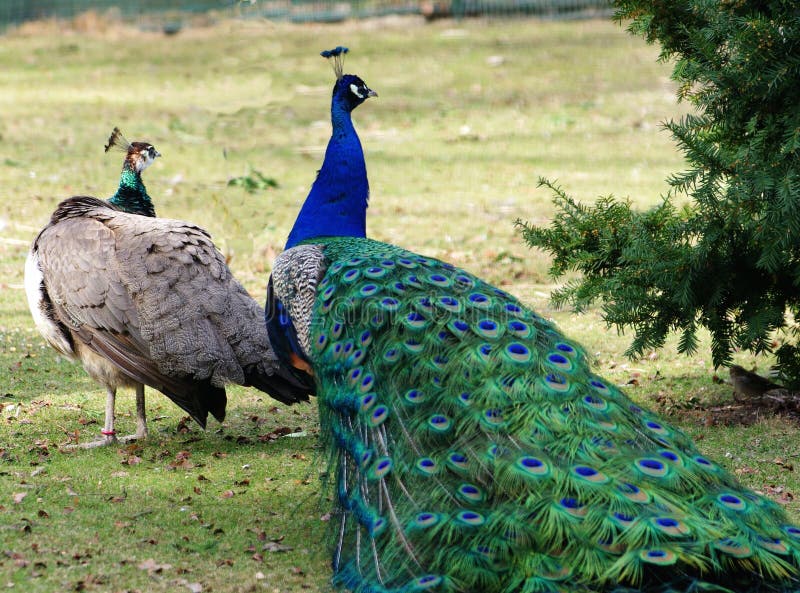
<box><xmin>0</xmin><ymin>13</ymin><xmax>798</xmax><ymax>593</ymax></box>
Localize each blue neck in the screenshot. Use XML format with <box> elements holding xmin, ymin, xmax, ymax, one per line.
<box><xmin>285</xmin><ymin>103</ymin><xmax>368</xmax><ymax>248</ymax></box>
<box><xmin>108</xmin><ymin>166</ymin><xmax>155</xmax><ymax>217</ymax></box>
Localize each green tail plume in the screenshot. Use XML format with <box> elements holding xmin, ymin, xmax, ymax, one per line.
<box><xmin>296</xmin><ymin>235</ymin><xmax>800</xmax><ymax>593</ymax></box>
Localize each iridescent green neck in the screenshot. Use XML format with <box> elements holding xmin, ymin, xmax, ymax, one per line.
<box><xmin>108</xmin><ymin>166</ymin><xmax>156</xmax><ymax>217</ymax></box>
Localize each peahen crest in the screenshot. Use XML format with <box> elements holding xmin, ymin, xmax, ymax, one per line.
<box><xmin>104</xmin><ymin>126</ymin><xmax>131</xmax><ymax>153</ymax></box>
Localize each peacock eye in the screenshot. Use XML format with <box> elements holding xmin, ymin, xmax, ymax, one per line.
<box><xmin>350</xmin><ymin>83</ymin><xmax>365</xmax><ymax>99</ymax></box>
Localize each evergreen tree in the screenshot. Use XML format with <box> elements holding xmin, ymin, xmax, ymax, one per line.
<box><xmin>519</xmin><ymin>0</ymin><xmax>800</xmax><ymax>386</ymax></box>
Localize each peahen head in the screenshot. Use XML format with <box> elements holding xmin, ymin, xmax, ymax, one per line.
<box><xmin>284</xmin><ymin>48</ymin><xmax>376</xmax><ymax>249</ymax></box>
<box><xmin>105</xmin><ymin>127</ymin><xmax>160</xmax><ymax>217</ymax></box>
<box><xmin>105</xmin><ymin>127</ymin><xmax>161</xmax><ymax>173</ymax></box>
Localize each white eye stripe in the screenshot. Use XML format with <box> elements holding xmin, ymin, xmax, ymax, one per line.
<box><xmin>350</xmin><ymin>83</ymin><xmax>365</xmax><ymax>99</ymax></box>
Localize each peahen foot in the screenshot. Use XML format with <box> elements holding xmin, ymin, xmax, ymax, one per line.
<box><xmin>64</xmin><ymin>430</ymin><xmax>118</xmax><ymax>449</ymax></box>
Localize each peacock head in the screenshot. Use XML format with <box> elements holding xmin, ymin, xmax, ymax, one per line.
<box><xmin>104</xmin><ymin>127</ymin><xmax>161</xmax><ymax>173</ymax></box>
<box><xmin>333</xmin><ymin>74</ymin><xmax>377</xmax><ymax>112</ymax></box>
<box><xmin>322</xmin><ymin>46</ymin><xmax>377</xmax><ymax>113</ymax></box>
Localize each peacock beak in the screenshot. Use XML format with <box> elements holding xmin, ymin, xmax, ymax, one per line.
<box><xmin>367</xmin><ymin>88</ymin><xmax>378</xmax><ymax>98</ymax></box>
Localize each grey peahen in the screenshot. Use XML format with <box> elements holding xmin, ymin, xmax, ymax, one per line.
<box><xmin>265</xmin><ymin>48</ymin><xmax>800</xmax><ymax>592</ymax></box>
<box><xmin>25</xmin><ymin>129</ymin><xmax>307</xmax><ymax>447</ymax></box>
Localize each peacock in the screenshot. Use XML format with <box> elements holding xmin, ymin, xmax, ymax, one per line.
<box><xmin>25</xmin><ymin>129</ymin><xmax>307</xmax><ymax>447</ymax></box>
<box><xmin>265</xmin><ymin>48</ymin><xmax>800</xmax><ymax>592</ymax></box>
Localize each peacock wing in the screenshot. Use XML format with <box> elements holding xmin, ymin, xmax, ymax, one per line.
<box><xmin>306</xmin><ymin>236</ymin><xmax>800</xmax><ymax>593</ymax></box>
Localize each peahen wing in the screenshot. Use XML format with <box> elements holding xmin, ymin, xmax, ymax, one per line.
<box><xmin>36</xmin><ymin>197</ymin><xmax>306</xmax><ymax>426</ymax></box>
<box><xmin>35</xmin><ymin>201</ymin><xmax>224</xmax><ymax>426</ymax></box>
<box><xmin>106</xmin><ymin>205</ymin><xmax>309</xmax><ymax>407</ymax></box>
<box><xmin>305</xmin><ymin>236</ymin><xmax>800</xmax><ymax>593</ymax></box>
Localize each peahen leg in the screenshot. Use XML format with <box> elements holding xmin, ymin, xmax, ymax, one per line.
<box><xmin>97</xmin><ymin>385</ymin><xmax>119</xmax><ymax>445</ymax></box>
<box><xmin>68</xmin><ymin>386</ymin><xmax>119</xmax><ymax>449</ymax></box>
<box><xmin>119</xmin><ymin>384</ymin><xmax>147</xmax><ymax>443</ymax></box>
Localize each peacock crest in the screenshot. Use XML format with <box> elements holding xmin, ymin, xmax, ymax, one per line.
<box><xmin>321</xmin><ymin>45</ymin><xmax>349</xmax><ymax>80</ymax></box>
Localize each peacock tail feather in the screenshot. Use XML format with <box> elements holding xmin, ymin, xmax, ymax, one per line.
<box><xmin>292</xmin><ymin>235</ymin><xmax>800</xmax><ymax>593</ymax></box>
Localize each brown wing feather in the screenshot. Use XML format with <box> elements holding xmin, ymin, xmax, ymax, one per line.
<box><xmin>35</xmin><ymin>197</ymin><xmax>307</xmax><ymax>423</ymax></box>
<box><xmin>105</xmin><ymin>209</ymin><xmax>308</xmax><ymax>404</ymax></box>
<box><xmin>35</xmin><ymin>209</ymin><xmax>223</xmax><ymax>426</ymax></box>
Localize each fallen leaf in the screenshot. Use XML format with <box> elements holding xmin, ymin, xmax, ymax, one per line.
<box><xmin>168</xmin><ymin>450</ymin><xmax>195</xmax><ymax>471</ymax></box>
<box><xmin>137</xmin><ymin>558</ymin><xmax>172</xmax><ymax>574</ymax></box>
<box><xmin>263</xmin><ymin>541</ymin><xmax>293</xmax><ymax>553</ymax></box>
<box><xmin>13</xmin><ymin>492</ymin><xmax>27</xmax><ymax>504</ymax></box>
<box><xmin>220</xmin><ymin>490</ymin><xmax>235</xmax><ymax>499</ymax></box>
<box><xmin>259</xmin><ymin>426</ymin><xmax>297</xmax><ymax>442</ymax></box>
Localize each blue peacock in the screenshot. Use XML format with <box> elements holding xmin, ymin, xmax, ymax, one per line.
<box><xmin>266</xmin><ymin>48</ymin><xmax>800</xmax><ymax>593</ymax></box>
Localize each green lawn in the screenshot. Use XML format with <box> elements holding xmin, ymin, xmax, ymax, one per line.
<box><xmin>0</xmin><ymin>14</ymin><xmax>797</xmax><ymax>593</ymax></box>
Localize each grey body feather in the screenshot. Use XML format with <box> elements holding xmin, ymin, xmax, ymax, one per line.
<box><xmin>27</xmin><ymin>196</ymin><xmax>307</xmax><ymax>438</ymax></box>
<box><xmin>270</xmin><ymin>243</ymin><xmax>328</xmax><ymax>357</ymax></box>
